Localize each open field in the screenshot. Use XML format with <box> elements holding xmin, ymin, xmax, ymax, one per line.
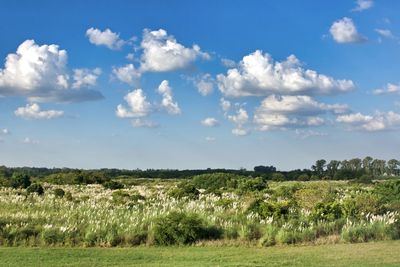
<box><xmin>1</xmin><ymin>241</ymin><xmax>400</xmax><ymax>266</ymax></box>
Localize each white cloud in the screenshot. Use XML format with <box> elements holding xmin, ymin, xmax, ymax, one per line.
<box><xmin>116</xmin><ymin>89</ymin><xmax>152</xmax><ymax>118</ymax></box>
<box><xmin>352</xmin><ymin>0</ymin><xmax>373</xmax><ymax>12</ymax></box>
<box><xmin>373</xmin><ymin>83</ymin><xmax>400</xmax><ymax>95</ymax></box>
<box><xmin>140</xmin><ymin>29</ymin><xmax>209</xmax><ymax>72</ymax></box>
<box><xmin>131</xmin><ymin>118</ymin><xmax>159</xmax><ymax>128</ymax></box>
<box><xmin>126</xmin><ymin>53</ymin><xmax>135</xmax><ymax>61</ymax></box>
<box><xmin>157</xmin><ymin>80</ymin><xmax>181</xmax><ymax>115</ymax></box>
<box><xmin>201</xmin><ymin>117</ymin><xmax>219</xmax><ymax>127</ymax></box>
<box><xmin>195</xmin><ymin>74</ymin><xmax>214</xmax><ymax>96</ymax></box>
<box><xmin>256</xmin><ymin>95</ymin><xmax>349</xmax><ymax>115</ymax></box>
<box><xmin>217</xmin><ymin>50</ymin><xmax>354</xmax><ymax>97</ymax></box>
<box><xmin>0</xmin><ymin>40</ymin><xmax>102</xmax><ymax>102</ymax></box>
<box><xmin>375</xmin><ymin>29</ymin><xmax>395</xmax><ymax>39</ymax></box>
<box><xmin>15</xmin><ymin>103</ymin><xmax>64</xmax><ymax>120</ymax></box>
<box><xmin>232</xmin><ymin>128</ymin><xmax>250</xmax><ymax>136</ymax></box>
<box><xmin>295</xmin><ymin>129</ymin><xmax>327</xmax><ymax>139</ymax></box>
<box><xmin>72</xmin><ymin>68</ymin><xmax>101</xmax><ymax>89</ymax></box>
<box><xmin>252</xmin><ymin>95</ymin><xmax>345</xmax><ymax>131</ymax></box>
<box><xmin>86</xmin><ymin>27</ymin><xmax>125</xmax><ymax>50</ymax></box>
<box><xmin>220</xmin><ymin>98</ymin><xmax>232</xmax><ymax>113</ymax></box>
<box><xmin>1</xmin><ymin>128</ymin><xmax>9</xmax><ymax>135</ymax></box>
<box><xmin>330</xmin><ymin>17</ymin><xmax>367</xmax><ymax>44</ymax></box>
<box><xmin>337</xmin><ymin>111</ymin><xmax>400</xmax><ymax>131</ymax></box>
<box><xmin>112</xmin><ymin>64</ymin><xmax>141</xmax><ymax>85</ymax></box>
<box><xmin>205</xmin><ymin>136</ymin><xmax>216</xmax><ymax>142</ymax></box>
<box><xmin>22</xmin><ymin>137</ymin><xmax>39</xmax><ymax>144</ymax></box>
<box><xmin>221</xmin><ymin>58</ymin><xmax>236</xmax><ymax>68</ymax></box>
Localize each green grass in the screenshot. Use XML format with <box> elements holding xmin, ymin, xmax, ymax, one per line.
<box><xmin>1</xmin><ymin>241</ymin><xmax>400</xmax><ymax>266</ymax></box>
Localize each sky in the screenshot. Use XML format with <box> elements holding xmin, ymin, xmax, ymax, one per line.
<box><xmin>0</xmin><ymin>0</ymin><xmax>400</xmax><ymax>170</ymax></box>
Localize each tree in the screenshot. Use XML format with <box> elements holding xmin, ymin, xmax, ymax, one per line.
<box><xmin>10</xmin><ymin>172</ymin><xmax>31</xmax><ymax>189</ymax></box>
<box><xmin>362</xmin><ymin>156</ymin><xmax>373</xmax><ymax>172</ymax></box>
<box><xmin>349</xmin><ymin>158</ymin><xmax>362</xmax><ymax>171</ymax></box>
<box><xmin>311</xmin><ymin>159</ymin><xmax>326</xmax><ymax>177</ymax></box>
<box><xmin>387</xmin><ymin>159</ymin><xmax>399</xmax><ymax>176</ymax></box>
<box><xmin>326</xmin><ymin>160</ymin><xmax>341</xmax><ymax>179</ymax></box>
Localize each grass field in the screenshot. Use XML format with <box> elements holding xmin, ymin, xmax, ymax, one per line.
<box><xmin>1</xmin><ymin>241</ymin><xmax>400</xmax><ymax>266</ymax></box>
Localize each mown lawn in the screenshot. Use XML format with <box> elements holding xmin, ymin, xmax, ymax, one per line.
<box><xmin>1</xmin><ymin>241</ymin><xmax>400</xmax><ymax>266</ymax></box>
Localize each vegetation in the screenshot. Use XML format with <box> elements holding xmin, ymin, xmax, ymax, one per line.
<box><xmin>1</xmin><ymin>241</ymin><xmax>400</xmax><ymax>266</ymax></box>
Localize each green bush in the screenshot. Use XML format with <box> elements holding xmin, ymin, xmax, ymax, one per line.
<box><xmin>26</xmin><ymin>183</ymin><xmax>44</xmax><ymax>195</ymax></box>
<box><xmin>168</xmin><ymin>181</ymin><xmax>199</xmax><ymax>199</ymax></box>
<box><xmin>53</xmin><ymin>188</ymin><xmax>65</xmax><ymax>198</ymax></box>
<box><xmin>152</xmin><ymin>212</ymin><xmax>221</xmax><ymax>245</ymax></box>
<box><xmin>248</xmin><ymin>199</ymin><xmax>292</xmax><ymax>220</ymax></box>
<box><xmin>191</xmin><ymin>173</ymin><xmax>247</xmax><ymax>192</ymax></box>
<box><xmin>239</xmin><ymin>177</ymin><xmax>268</xmax><ymax>193</ymax></box>
<box><xmin>10</xmin><ymin>173</ymin><xmax>31</xmax><ymax>189</ymax></box>
<box><xmin>103</xmin><ymin>180</ymin><xmax>124</xmax><ymax>190</ymax></box>
<box><xmin>311</xmin><ymin>202</ymin><xmax>343</xmax><ymax>222</ymax></box>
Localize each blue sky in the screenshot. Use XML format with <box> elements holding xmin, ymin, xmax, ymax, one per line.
<box><xmin>0</xmin><ymin>0</ymin><xmax>400</xmax><ymax>170</ymax></box>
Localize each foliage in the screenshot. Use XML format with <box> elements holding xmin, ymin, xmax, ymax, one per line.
<box><xmin>152</xmin><ymin>212</ymin><xmax>221</xmax><ymax>245</ymax></box>
<box><xmin>10</xmin><ymin>172</ymin><xmax>31</xmax><ymax>189</ymax></box>
<box><xmin>103</xmin><ymin>180</ymin><xmax>124</xmax><ymax>190</ymax></box>
<box><xmin>26</xmin><ymin>183</ymin><xmax>44</xmax><ymax>195</ymax></box>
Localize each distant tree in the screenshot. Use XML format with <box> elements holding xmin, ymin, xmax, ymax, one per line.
<box><xmin>311</xmin><ymin>159</ymin><xmax>326</xmax><ymax>177</ymax></box>
<box><xmin>387</xmin><ymin>159</ymin><xmax>399</xmax><ymax>176</ymax></box>
<box><xmin>362</xmin><ymin>156</ymin><xmax>373</xmax><ymax>173</ymax></box>
<box><xmin>10</xmin><ymin>172</ymin><xmax>31</xmax><ymax>189</ymax></box>
<box><xmin>26</xmin><ymin>183</ymin><xmax>44</xmax><ymax>195</ymax></box>
<box><xmin>253</xmin><ymin>165</ymin><xmax>276</xmax><ymax>174</ymax></box>
<box><xmin>349</xmin><ymin>158</ymin><xmax>362</xmax><ymax>171</ymax></box>
<box><xmin>326</xmin><ymin>160</ymin><xmax>341</xmax><ymax>179</ymax></box>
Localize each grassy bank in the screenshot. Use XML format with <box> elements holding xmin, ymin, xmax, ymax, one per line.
<box><xmin>1</xmin><ymin>241</ymin><xmax>400</xmax><ymax>266</ymax></box>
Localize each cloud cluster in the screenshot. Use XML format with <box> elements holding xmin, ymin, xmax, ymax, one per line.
<box><xmin>352</xmin><ymin>0</ymin><xmax>373</xmax><ymax>12</ymax></box>
<box><xmin>373</xmin><ymin>83</ymin><xmax>400</xmax><ymax>95</ymax></box>
<box><xmin>157</xmin><ymin>80</ymin><xmax>181</xmax><ymax>115</ymax></box>
<box><xmin>227</xmin><ymin>108</ymin><xmax>250</xmax><ymax>136</ymax></box>
<box><xmin>217</xmin><ymin>50</ymin><xmax>354</xmax><ymax>97</ymax></box>
<box><xmin>15</xmin><ymin>103</ymin><xmax>64</xmax><ymax>120</ymax></box>
<box><xmin>201</xmin><ymin>117</ymin><xmax>219</xmax><ymax>127</ymax></box>
<box><xmin>140</xmin><ymin>29</ymin><xmax>209</xmax><ymax>72</ymax></box>
<box><xmin>253</xmin><ymin>95</ymin><xmax>348</xmax><ymax>131</ymax></box>
<box><xmin>116</xmin><ymin>80</ymin><xmax>180</xmax><ymax>127</ymax></box>
<box><xmin>337</xmin><ymin>111</ymin><xmax>400</xmax><ymax>131</ymax></box>
<box><xmin>0</xmin><ymin>40</ymin><xmax>102</xmax><ymax>102</ymax></box>
<box><xmin>116</xmin><ymin>89</ymin><xmax>151</xmax><ymax>118</ymax></box>
<box><xmin>86</xmin><ymin>27</ymin><xmax>125</xmax><ymax>50</ymax></box>
<box><xmin>330</xmin><ymin>17</ymin><xmax>367</xmax><ymax>44</ymax></box>
<box><xmin>112</xmin><ymin>64</ymin><xmax>141</xmax><ymax>85</ymax></box>
<box><xmin>194</xmin><ymin>74</ymin><xmax>214</xmax><ymax>96</ymax></box>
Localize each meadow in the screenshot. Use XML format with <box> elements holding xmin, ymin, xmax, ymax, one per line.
<box><xmin>1</xmin><ymin>172</ymin><xmax>399</xmax><ymax>247</ymax></box>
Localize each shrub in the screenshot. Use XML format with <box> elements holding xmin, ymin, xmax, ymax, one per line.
<box><xmin>152</xmin><ymin>212</ymin><xmax>221</xmax><ymax>245</ymax></box>
<box><xmin>53</xmin><ymin>188</ymin><xmax>65</xmax><ymax>198</ymax></box>
<box><xmin>26</xmin><ymin>183</ymin><xmax>44</xmax><ymax>195</ymax></box>
<box><xmin>271</xmin><ymin>173</ymin><xmax>285</xmax><ymax>181</ymax></box>
<box><xmin>10</xmin><ymin>173</ymin><xmax>31</xmax><ymax>189</ymax></box>
<box><xmin>260</xmin><ymin>225</ymin><xmax>278</xmax><ymax>246</ymax></box>
<box><xmin>103</xmin><ymin>180</ymin><xmax>124</xmax><ymax>190</ymax></box>
<box><xmin>168</xmin><ymin>181</ymin><xmax>199</xmax><ymax>199</ymax></box>
<box><xmin>247</xmin><ymin>199</ymin><xmax>291</xmax><ymax>220</ymax></box>
<box><xmin>191</xmin><ymin>173</ymin><xmax>247</xmax><ymax>192</ymax></box>
<box><xmin>311</xmin><ymin>202</ymin><xmax>343</xmax><ymax>222</ymax></box>
<box><xmin>239</xmin><ymin>177</ymin><xmax>268</xmax><ymax>193</ymax></box>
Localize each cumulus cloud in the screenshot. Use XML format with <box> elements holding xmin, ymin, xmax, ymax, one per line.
<box><xmin>72</xmin><ymin>68</ymin><xmax>101</xmax><ymax>89</ymax></box>
<box><xmin>157</xmin><ymin>80</ymin><xmax>181</xmax><ymax>115</ymax></box>
<box><xmin>15</xmin><ymin>103</ymin><xmax>64</xmax><ymax>120</ymax></box>
<box><xmin>336</xmin><ymin>111</ymin><xmax>400</xmax><ymax>131</ymax></box>
<box><xmin>330</xmin><ymin>17</ymin><xmax>367</xmax><ymax>44</ymax></box>
<box><xmin>140</xmin><ymin>29</ymin><xmax>209</xmax><ymax>72</ymax></box>
<box><xmin>22</xmin><ymin>137</ymin><xmax>39</xmax><ymax>144</ymax></box>
<box><xmin>220</xmin><ymin>98</ymin><xmax>231</xmax><ymax>113</ymax></box>
<box><xmin>1</xmin><ymin>128</ymin><xmax>9</xmax><ymax>135</ymax></box>
<box><xmin>201</xmin><ymin>117</ymin><xmax>219</xmax><ymax>127</ymax></box>
<box><xmin>227</xmin><ymin>108</ymin><xmax>250</xmax><ymax>136</ymax></box>
<box><xmin>373</xmin><ymin>83</ymin><xmax>400</xmax><ymax>95</ymax></box>
<box><xmin>217</xmin><ymin>50</ymin><xmax>354</xmax><ymax>97</ymax></box>
<box><xmin>205</xmin><ymin>136</ymin><xmax>216</xmax><ymax>142</ymax></box>
<box><xmin>112</xmin><ymin>64</ymin><xmax>141</xmax><ymax>85</ymax></box>
<box><xmin>131</xmin><ymin>118</ymin><xmax>159</xmax><ymax>128</ymax></box>
<box><xmin>194</xmin><ymin>74</ymin><xmax>214</xmax><ymax>96</ymax></box>
<box><xmin>252</xmin><ymin>95</ymin><xmax>347</xmax><ymax>131</ymax></box>
<box><xmin>295</xmin><ymin>129</ymin><xmax>328</xmax><ymax>139</ymax></box>
<box><xmin>375</xmin><ymin>29</ymin><xmax>395</xmax><ymax>39</ymax></box>
<box><xmin>0</xmin><ymin>40</ymin><xmax>102</xmax><ymax>102</ymax></box>
<box><xmin>116</xmin><ymin>89</ymin><xmax>152</xmax><ymax>118</ymax></box>
<box><xmin>221</xmin><ymin>58</ymin><xmax>236</xmax><ymax>68</ymax></box>
<box><xmin>256</xmin><ymin>95</ymin><xmax>349</xmax><ymax>115</ymax></box>
<box><xmin>86</xmin><ymin>27</ymin><xmax>125</xmax><ymax>50</ymax></box>
<box><xmin>352</xmin><ymin>0</ymin><xmax>373</xmax><ymax>12</ymax></box>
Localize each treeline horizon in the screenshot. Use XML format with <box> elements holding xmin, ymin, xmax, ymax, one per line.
<box><xmin>1</xmin><ymin>156</ymin><xmax>400</xmax><ymax>183</ymax></box>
